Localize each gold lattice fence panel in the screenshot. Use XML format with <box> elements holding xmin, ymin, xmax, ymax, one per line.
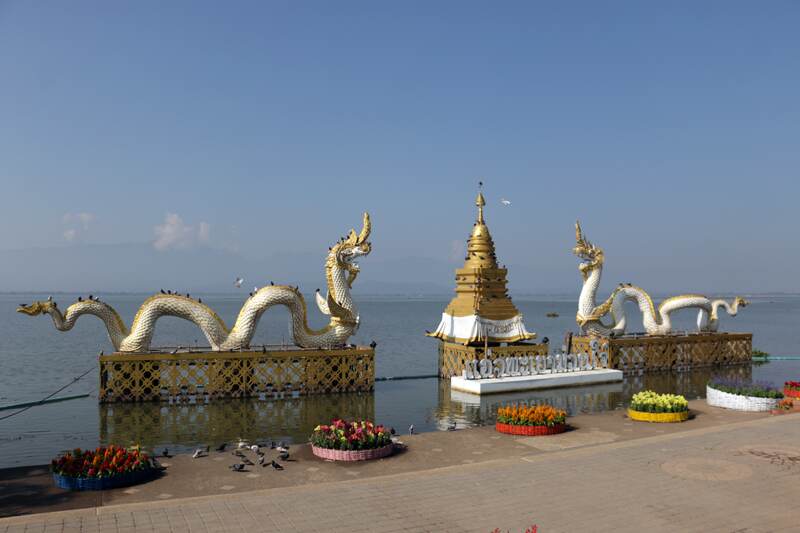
<box><xmin>99</xmin><ymin>347</ymin><xmax>375</xmax><ymax>402</ymax></box>
<box><xmin>571</xmin><ymin>333</ymin><xmax>752</xmax><ymax>375</ymax></box>
<box><xmin>438</xmin><ymin>341</ymin><xmax>549</xmax><ymax>378</ymax></box>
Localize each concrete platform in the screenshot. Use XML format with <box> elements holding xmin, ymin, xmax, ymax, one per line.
<box><xmin>450</xmin><ymin>368</ymin><xmax>623</xmax><ymax>395</ymax></box>
<box><xmin>2</xmin><ymin>405</ymin><xmax>798</xmax><ymax>532</ymax></box>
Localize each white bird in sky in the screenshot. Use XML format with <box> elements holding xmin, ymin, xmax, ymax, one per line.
<box><xmin>500</xmin><ymin>198</ymin><xmax>512</xmax><ymax>206</ymax></box>
<box><xmin>234</xmin><ymin>277</ymin><xmax>244</xmax><ymax>288</ymax></box>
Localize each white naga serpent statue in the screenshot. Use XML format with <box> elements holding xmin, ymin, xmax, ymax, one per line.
<box><xmin>573</xmin><ymin>221</ymin><xmax>747</xmax><ymax>336</ymax></box>
<box><xmin>17</xmin><ymin>213</ymin><xmax>372</xmax><ymax>352</ymax></box>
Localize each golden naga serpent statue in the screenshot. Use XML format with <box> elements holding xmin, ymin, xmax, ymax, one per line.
<box><xmin>17</xmin><ymin>213</ymin><xmax>372</xmax><ymax>352</ymax></box>
<box><xmin>573</xmin><ymin>221</ymin><xmax>747</xmax><ymax>336</ymax></box>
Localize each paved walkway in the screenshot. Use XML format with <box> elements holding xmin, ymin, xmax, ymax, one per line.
<box><xmin>2</xmin><ymin>413</ymin><xmax>799</xmax><ymax>533</ymax></box>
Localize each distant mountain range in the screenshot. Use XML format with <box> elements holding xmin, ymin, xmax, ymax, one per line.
<box><xmin>1</xmin><ymin>242</ymin><xmax>793</xmax><ymax>296</ymax></box>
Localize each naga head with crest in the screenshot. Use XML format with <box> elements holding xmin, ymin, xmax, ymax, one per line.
<box><xmin>17</xmin><ymin>297</ymin><xmax>57</xmax><ymax>316</ymax></box>
<box><xmin>573</xmin><ymin>221</ymin><xmax>604</xmax><ymax>279</ymax></box>
<box><xmin>327</xmin><ymin>212</ymin><xmax>372</xmax><ymax>288</ymax></box>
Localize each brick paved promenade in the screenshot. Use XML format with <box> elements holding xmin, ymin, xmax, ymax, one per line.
<box><xmin>2</xmin><ymin>413</ymin><xmax>798</xmax><ymax>533</ymax></box>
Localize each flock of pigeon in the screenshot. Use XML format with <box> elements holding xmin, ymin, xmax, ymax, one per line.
<box><xmin>160</xmin><ymin>439</ymin><xmax>293</xmax><ymax>474</ymax></box>
<box><xmin>156</xmin><ymin>423</ymin><xmax>434</xmax><ymax>474</ymax></box>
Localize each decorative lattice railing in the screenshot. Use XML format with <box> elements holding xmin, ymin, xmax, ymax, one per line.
<box><xmin>438</xmin><ymin>341</ymin><xmax>549</xmax><ymax>378</ymax></box>
<box><xmin>99</xmin><ymin>347</ymin><xmax>375</xmax><ymax>403</ymax></box>
<box><xmin>570</xmin><ymin>332</ymin><xmax>752</xmax><ymax>374</ymax></box>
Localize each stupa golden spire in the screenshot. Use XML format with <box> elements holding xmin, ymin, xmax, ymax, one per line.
<box><xmin>428</xmin><ymin>188</ymin><xmax>535</xmax><ymax>345</ymax></box>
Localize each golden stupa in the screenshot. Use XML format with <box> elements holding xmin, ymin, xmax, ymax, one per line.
<box><xmin>429</xmin><ymin>191</ymin><xmax>534</xmax><ymax>343</ymax></box>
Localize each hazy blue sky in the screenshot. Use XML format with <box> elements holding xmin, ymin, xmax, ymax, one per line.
<box><xmin>0</xmin><ymin>1</ymin><xmax>797</xmax><ymax>294</ymax></box>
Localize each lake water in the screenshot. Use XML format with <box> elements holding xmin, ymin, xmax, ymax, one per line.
<box><xmin>1</xmin><ymin>292</ymin><xmax>798</xmax><ymax>468</ymax></box>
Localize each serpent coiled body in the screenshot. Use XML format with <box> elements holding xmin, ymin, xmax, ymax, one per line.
<box><xmin>573</xmin><ymin>222</ymin><xmax>747</xmax><ymax>336</ymax></box>
<box><xmin>18</xmin><ymin>214</ymin><xmax>371</xmax><ymax>352</ymax></box>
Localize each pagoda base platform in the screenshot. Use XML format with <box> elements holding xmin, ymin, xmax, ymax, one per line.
<box><xmin>99</xmin><ymin>346</ymin><xmax>375</xmax><ymax>403</ymax></box>
<box><xmin>438</xmin><ymin>341</ymin><xmax>549</xmax><ymax>378</ymax></box>
<box><xmin>569</xmin><ymin>332</ymin><xmax>752</xmax><ymax>374</ymax></box>
<box><xmin>451</xmin><ymin>369</ymin><xmax>623</xmax><ymax>395</ymax></box>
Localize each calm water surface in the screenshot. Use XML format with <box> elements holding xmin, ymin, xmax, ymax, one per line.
<box><xmin>1</xmin><ymin>293</ymin><xmax>798</xmax><ymax>467</ymax></box>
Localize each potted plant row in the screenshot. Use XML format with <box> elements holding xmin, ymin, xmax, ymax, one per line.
<box><xmin>51</xmin><ymin>445</ymin><xmax>156</xmax><ymax>491</ymax></box>
<box><xmin>784</xmin><ymin>381</ymin><xmax>800</xmax><ymax>399</ymax></box>
<box><xmin>706</xmin><ymin>378</ymin><xmax>783</xmax><ymax>412</ymax></box>
<box><xmin>310</xmin><ymin>419</ymin><xmax>394</xmax><ymax>461</ymax></box>
<box><xmin>627</xmin><ymin>391</ymin><xmax>689</xmax><ymax>422</ymax></box>
<box><xmin>495</xmin><ymin>404</ymin><xmax>567</xmax><ymax>436</ymax></box>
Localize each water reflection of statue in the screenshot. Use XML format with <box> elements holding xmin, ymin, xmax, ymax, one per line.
<box><xmin>100</xmin><ymin>393</ymin><xmax>375</xmax><ymax>449</ymax></box>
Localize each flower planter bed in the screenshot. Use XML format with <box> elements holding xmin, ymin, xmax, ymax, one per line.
<box><xmin>495</xmin><ymin>404</ymin><xmax>567</xmax><ymax>437</ymax></box>
<box><xmin>627</xmin><ymin>409</ymin><xmax>689</xmax><ymax>423</ymax></box>
<box><xmin>495</xmin><ymin>422</ymin><xmax>567</xmax><ymax>436</ymax></box>
<box><xmin>784</xmin><ymin>382</ymin><xmax>800</xmax><ymax>399</ymax></box>
<box><xmin>627</xmin><ymin>391</ymin><xmax>689</xmax><ymax>423</ymax></box>
<box><xmin>311</xmin><ymin>443</ymin><xmax>393</xmax><ymax>461</ymax></box>
<box><xmin>51</xmin><ymin>445</ymin><xmax>156</xmax><ymax>491</ymax></box>
<box><xmin>706</xmin><ymin>384</ymin><xmax>781</xmax><ymax>412</ymax></box>
<box><xmin>53</xmin><ymin>468</ymin><xmax>156</xmax><ymax>491</ymax></box>
<box><xmin>310</xmin><ymin>419</ymin><xmax>394</xmax><ymax>462</ymax></box>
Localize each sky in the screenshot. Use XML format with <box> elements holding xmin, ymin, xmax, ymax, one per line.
<box><xmin>0</xmin><ymin>1</ymin><xmax>798</xmax><ymax>294</ymax></box>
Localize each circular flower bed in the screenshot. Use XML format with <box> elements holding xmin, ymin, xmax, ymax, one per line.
<box><xmin>51</xmin><ymin>445</ymin><xmax>156</xmax><ymax>491</ymax></box>
<box><xmin>706</xmin><ymin>379</ymin><xmax>783</xmax><ymax>412</ymax></box>
<box><xmin>310</xmin><ymin>419</ymin><xmax>393</xmax><ymax>461</ymax></box>
<box><xmin>495</xmin><ymin>404</ymin><xmax>567</xmax><ymax>436</ymax></box>
<box><xmin>784</xmin><ymin>381</ymin><xmax>800</xmax><ymax>399</ymax></box>
<box><xmin>627</xmin><ymin>391</ymin><xmax>689</xmax><ymax>423</ymax></box>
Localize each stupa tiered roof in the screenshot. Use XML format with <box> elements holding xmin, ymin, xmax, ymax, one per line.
<box><xmin>428</xmin><ymin>191</ymin><xmax>535</xmax><ymax>345</ymax></box>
